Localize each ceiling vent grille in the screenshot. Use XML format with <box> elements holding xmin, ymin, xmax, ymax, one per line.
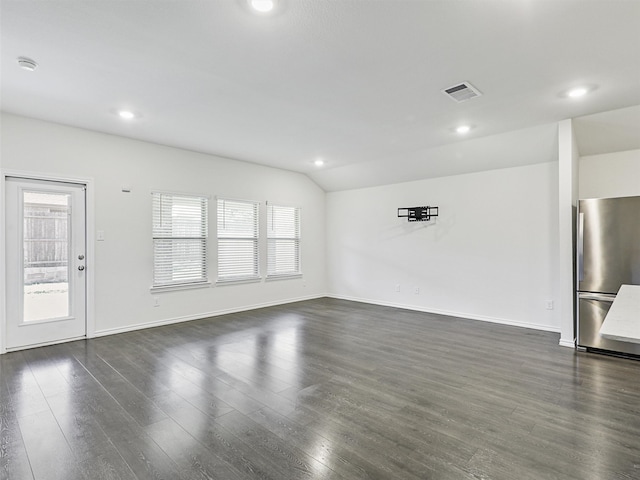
<box><xmin>441</xmin><ymin>82</ymin><xmax>482</xmax><ymax>103</ymax></box>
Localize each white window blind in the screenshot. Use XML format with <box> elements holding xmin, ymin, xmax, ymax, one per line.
<box><xmin>267</xmin><ymin>204</ymin><xmax>301</xmax><ymax>277</ymax></box>
<box><xmin>217</xmin><ymin>198</ymin><xmax>260</xmax><ymax>282</ymax></box>
<box><xmin>152</xmin><ymin>192</ymin><xmax>208</xmax><ymax>288</ymax></box>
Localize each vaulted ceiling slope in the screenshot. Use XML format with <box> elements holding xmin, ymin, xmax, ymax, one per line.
<box><xmin>1</xmin><ymin>1</ymin><xmax>639</xmax><ymax>191</ymax></box>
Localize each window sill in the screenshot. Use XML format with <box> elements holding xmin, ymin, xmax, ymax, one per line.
<box><xmin>265</xmin><ymin>273</ymin><xmax>303</xmax><ymax>281</ymax></box>
<box><xmin>150</xmin><ymin>281</ymin><xmax>211</xmax><ymax>293</ymax></box>
<box><xmin>216</xmin><ymin>277</ymin><xmax>262</xmax><ymax>286</ymax></box>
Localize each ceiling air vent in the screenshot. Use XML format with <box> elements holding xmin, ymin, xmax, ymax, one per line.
<box><xmin>441</xmin><ymin>82</ymin><xmax>482</xmax><ymax>103</ymax></box>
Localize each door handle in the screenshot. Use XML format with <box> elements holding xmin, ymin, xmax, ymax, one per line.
<box><xmin>78</xmin><ymin>265</ymin><xmax>85</xmax><ymax>271</ymax></box>
<box><xmin>577</xmin><ymin>212</ymin><xmax>584</xmax><ymax>281</ymax></box>
<box><xmin>578</xmin><ymin>292</ymin><xmax>615</xmax><ymax>302</ymax></box>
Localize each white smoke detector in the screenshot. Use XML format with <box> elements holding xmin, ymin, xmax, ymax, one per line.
<box><xmin>17</xmin><ymin>57</ymin><xmax>38</xmax><ymax>71</ymax></box>
<box><xmin>442</xmin><ymin>82</ymin><xmax>482</xmax><ymax>103</ymax></box>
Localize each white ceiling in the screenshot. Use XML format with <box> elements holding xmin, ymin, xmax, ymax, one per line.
<box><xmin>2</xmin><ymin>0</ymin><xmax>639</xmax><ymax>191</ymax></box>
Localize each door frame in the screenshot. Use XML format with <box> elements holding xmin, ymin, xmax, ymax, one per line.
<box><xmin>1</xmin><ymin>170</ymin><xmax>96</xmax><ymax>354</ymax></box>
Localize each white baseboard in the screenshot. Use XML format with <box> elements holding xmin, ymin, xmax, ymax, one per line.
<box><xmin>327</xmin><ymin>294</ymin><xmax>562</xmax><ymax>333</ymax></box>
<box><xmin>92</xmin><ymin>293</ymin><xmax>326</xmax><ymax>338</ymax></box>
<box><xmin>558</xmin><ymin>338</ymin><xmax>576</xmax><ymax>348</ymax></box>
<box><xmin>4</xmin><ymin>335</ymin><xmax>86</xmax><ymax>354</ymax></box>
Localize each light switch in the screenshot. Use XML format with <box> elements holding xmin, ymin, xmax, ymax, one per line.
<box><xmin>97</xmin><ymin>230</ymin><xmax>105</xmax><ymax>241</ymax></box>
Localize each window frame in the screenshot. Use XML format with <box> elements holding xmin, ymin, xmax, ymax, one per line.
<box><xmin>216</xmin><ymin>197</ymin><xmax>261</xmax><ymax>284</ymax></box>
<box><xmin>266</xmin><ymin>203</ymin><xmax>301</xmax><ymax>280</ymax></box>
<box><xmin>151</xmin><ymin>191</ymin><xmax>210</xmax><ymax>292</ymax></box>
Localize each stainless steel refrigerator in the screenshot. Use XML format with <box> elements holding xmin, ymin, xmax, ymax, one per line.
<box><xmin>577</xmin><ymin>195</ymin><xmax>640</xmax><ymax>356</ymax></box>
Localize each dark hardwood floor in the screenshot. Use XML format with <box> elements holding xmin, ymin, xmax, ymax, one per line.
<box><xmin>1</xmin><ymin>297</ymin><xmax>639</xmax><ymax>480</ymax></box>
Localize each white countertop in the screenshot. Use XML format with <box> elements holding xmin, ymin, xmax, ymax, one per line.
<box><xmin>600</xmin><ymin>285</ymin><xmax>640</xmax><ymax>344</ymax></box>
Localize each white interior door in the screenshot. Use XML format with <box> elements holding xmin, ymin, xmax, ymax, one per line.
<box><xmin>5</xmin><ymin>177</ymin><xmax>87</xmax><ymax>350</ymax></box>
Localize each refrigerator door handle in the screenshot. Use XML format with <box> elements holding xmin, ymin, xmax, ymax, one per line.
<box><xmin>578</xmin><ymin>292</ymin><xmax>616</xmax><ymax>302</ymax></box>
<box><xmin>577</xmin><ymin>212</ymin><xmax>584</xmax><ymax>282</ymax></box>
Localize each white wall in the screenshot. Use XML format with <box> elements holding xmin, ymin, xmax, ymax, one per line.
<box><xmin>326</xmin><ymin>162</ymin><xmax>561</xmax><ymax>332</ymax></box>
<box><xmin>557</xmin><ymin>119</ymin><xmax>579</xmax><ymax>347</ymax></box>
<box><xmin>579</xmin><ymin>149</ymin><xmax>640</xmax><ymax>199</ymax></box>
<box><xmin>1</xmin><ymin>113</ymin><xmax>326</xmax><ymax>340</ymax></box>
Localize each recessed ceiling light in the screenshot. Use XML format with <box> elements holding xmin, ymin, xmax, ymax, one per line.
<box><xmin>567</xmin><ymin>87</ymin><xmax>588</xmax><ymax>98</ymax></box>
<box><xmin>456</xmin><ymin>125</ymin><xmax>471</xmax><ymax>134</ymax></box>
<box><xmin>249</xmin><ymin>0</ymin><xmax>275</xmax><ymax>13</ymax></box>
<box><xmin>118</xmin><ymin>110</ymin><xmax>136</xmax><ymax>120</ymax></box>
<box><xmin>17</xmin><ymin>57</ymin><xmax>38</xmax><ymax>71</ymax></box>
<box><xmin>314</xmin><ymin>159</ymin><xmax>324</xmax><ymax>167</ymax></box>
<box><xmin>562</xmin><ymin>85</ymin><xmax>599</xmax><ymax>99</ymax></box>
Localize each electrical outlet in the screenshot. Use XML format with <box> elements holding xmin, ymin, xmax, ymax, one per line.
<box><xmin>546</xmin><ymin>300</ymin><xmax>554</xmax><ymax>310</ymax></box>
<box><xmin>414</xmin><ymin>287</ymin><xmax>420</xmax><ymax>295</ymax></box>
<box><xmin>395</xmin><ymin>284</ymin><xmax>400</xmax><ymax>292</ymax></box>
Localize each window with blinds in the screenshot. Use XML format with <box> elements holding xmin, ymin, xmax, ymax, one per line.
<box><xmin>267</xmin><ymin>204</ymin><xmax>301</xmax><ymax>277</ymax></box>
<box><xmin>152</xmin><ymin>192</ymin><xmax>208</xmax><ymax>288</ymax></box>
<box><xmin>217</xmin><ymin>198</ymin><xmax>260</xmax><ymax>282</ymax></box>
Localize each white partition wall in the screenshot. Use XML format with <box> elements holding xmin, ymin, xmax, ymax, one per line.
<box><xmin>557</xmin><ymin>119</ymin><xmax>580</xmax><ymax>347</ymax></box>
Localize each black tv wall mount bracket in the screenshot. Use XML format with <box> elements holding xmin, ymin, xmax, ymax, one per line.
<box><xmin>397</xmin><ymin>206</ymin><xmax>439</xmax><ymax>222</ymax></box>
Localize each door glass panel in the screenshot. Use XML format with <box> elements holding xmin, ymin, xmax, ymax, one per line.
<box><xmin>23</xmin><ymin>191</ymin><xmax>71</xmax><ymax>322</ymax></box>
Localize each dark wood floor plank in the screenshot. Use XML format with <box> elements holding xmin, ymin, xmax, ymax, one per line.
<box><xmin>87</xmin><ymin>403</ymin><xmax>189</xmax><ymax>480</ymax></box>
<box><xmin>166</xmin><ymin>402</ymin><xmax>305</xmax><ymax>480</ymax></box>
<box><xmin>17</xmin><ymin>410</ymin><xmax>85</xmax><ymax>480</ymax></box>
<box><xmin>109</xmin><ymin>335</ymin><xmax>269</xmax><ymax>417</ymax></box>
<box><xmin>66</xmin><ymin>342</ymin><xmax>169</xmax><ymax>427</ymax></box>
<box><xmin>48</xmin><ymin>343</ymin><xmax>189</xmax><ymax>480</ymax></box>
<box><xmin>0</xmin><ymin>352</ymin><xmax>49</xmax><ymax>420</ymax></box>
<box><xmin>45</xmin><ymin>393</ymin><xmax>138</xmax><ymax>480</ymax></box>
<box><xmin>215</xmin><ymin>410</ymin><xmax>342</xmax><ymax>480</ymax></box>
<box><xmin>290</xmin><ymin>388</ymin><xmax>464</xmax><ymax>479</ymax></box>
<box><xmin>249</xmin><ymin>405</ymin><xmax>435</xmax><ymax>480</ymax></box>
<box><xmin>1</xmin><ymin>297</ymin><xmax>639</xmax><ymax>479</ymax></box>
<box><xmin>0</xmin><ymin>414</ymin><xmax>34</xmax><ymax>480</ymax></box>
<box><xmin>145</xmin><ymin>417</ymin><xmax>243</xmax><ymax>480</ymax></box>
<box><xmin>77</xmin><ymin>451</ymin><xmax>138</xmax><ymax>480</ymax></box>
<box><xmin>0</xmin><ymin>372</ymin><xmax>34</xmax><ymax>480</ymax></box>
